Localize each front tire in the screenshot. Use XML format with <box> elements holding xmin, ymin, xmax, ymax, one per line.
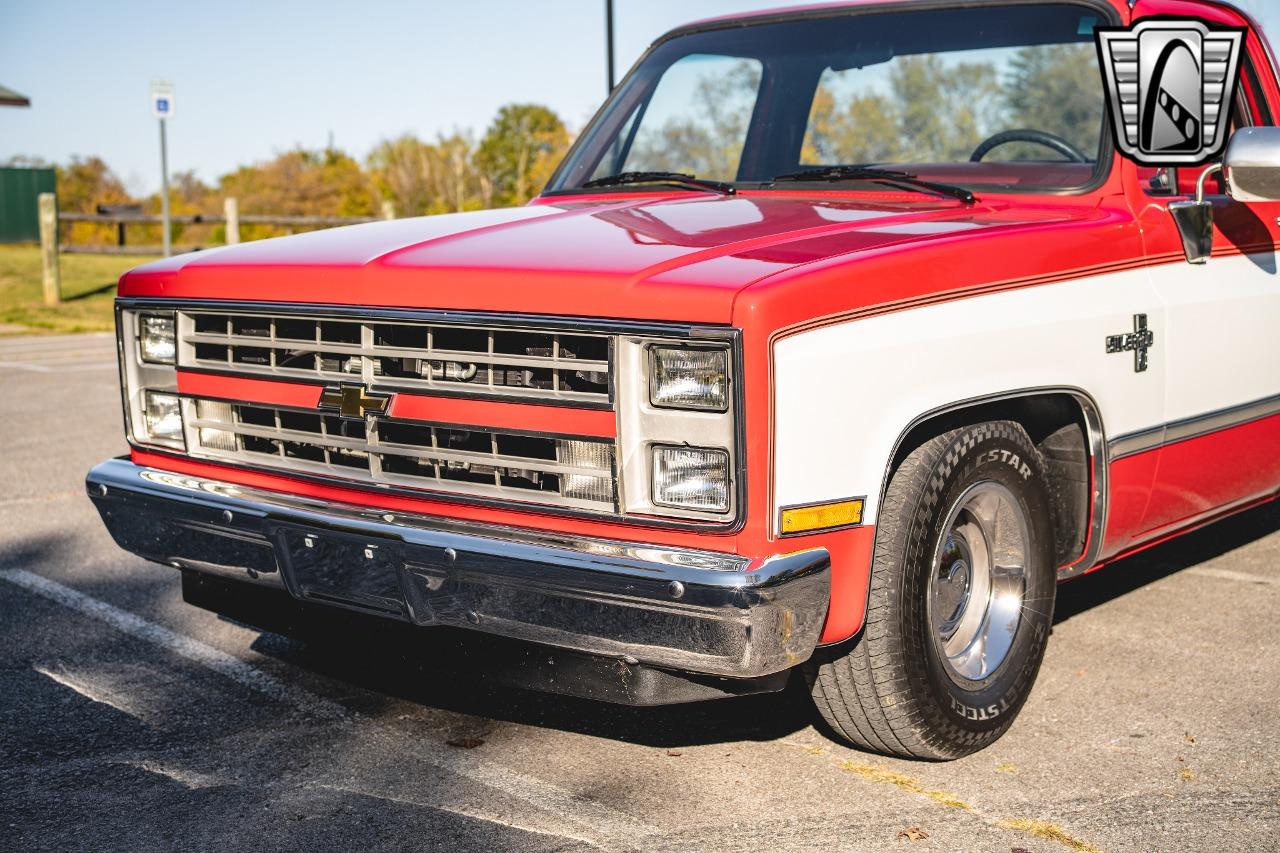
<box><xmin>808</xmin><ymin>421</ymin><xmax>1056</xmax><ymax>760</ymax></box>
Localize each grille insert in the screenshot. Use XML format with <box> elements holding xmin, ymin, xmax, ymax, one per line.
<box><xmin>183</xmin><ymin>398</ymin><xmax>617</xmax><ymax>511</ymax></box>
<box><xmin>179</xmin><ymin>311</ymin><xmax>611</xmax><ymax>406</ymax></box>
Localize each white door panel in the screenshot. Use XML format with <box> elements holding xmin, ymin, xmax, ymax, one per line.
<box><xmin>1149</xmin><ymin>253</ymin><xmax>1280</xmax><ymax>422</ymax></box>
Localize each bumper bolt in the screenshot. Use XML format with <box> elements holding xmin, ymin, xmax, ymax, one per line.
<box><xmin>221</xmin><ymin>510</ymin><xmax>234</xmax><ymax>524</ymax></box>
<box><xmin>96</xmin><ymin>484</ymin><xmax>108</xmax><ymax>497</ymax></box>
<box><xmin>465</xmin><ymin>610</ymin><xmax>480</xmax><ymax>624</ymax></box>
<box><xmin>668</xmin><ymin>580</ymin><xmax>685</xmax><ymax>599</ymax></box>
<box><xmin>443</xmin><ymin>548</ymin><xmax>457</xmax><ymax>562</ymax></box>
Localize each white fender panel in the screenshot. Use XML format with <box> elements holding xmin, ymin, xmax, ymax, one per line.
<box><xmin>773</xmin><ymin>266</ymin><xmax>1165</xmax><ymax>526</ymax></box>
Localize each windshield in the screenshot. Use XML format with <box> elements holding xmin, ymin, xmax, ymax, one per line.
<box><xmin>549</xmin><ymin>3</ymin><xmax>1112</xmax><ymax>195</ymax></box>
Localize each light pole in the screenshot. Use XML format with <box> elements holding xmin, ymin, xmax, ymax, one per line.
<box><xmin>605</xmin><ymin>0</ymin><xmax>615</xmax><ymax>95</ymax></box>
<box><xmin>151</xmin><ymin>80</ymin><xmax>174</xmax><ymax>257</ymax></box>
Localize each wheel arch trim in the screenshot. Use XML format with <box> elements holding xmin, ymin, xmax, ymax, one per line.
<box><xmin>871</xmin><ymin>387</ymin><xmax>1109</xmax><ymax>584</ymax></box>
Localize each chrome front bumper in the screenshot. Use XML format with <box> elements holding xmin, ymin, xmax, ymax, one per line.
<box><xmin>86</xmin><ymin>458</ymin><xmax>830</xmax><ymax>678</ymax></box>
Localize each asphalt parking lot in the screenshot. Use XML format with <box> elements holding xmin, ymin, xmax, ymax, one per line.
<box><xmin>2</xmin><ymin>333</ymin><xmax>1278</xmax><ymax>853</ymax></box>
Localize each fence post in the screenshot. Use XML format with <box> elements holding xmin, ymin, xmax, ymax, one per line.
<box><xmin>224</xmin><ymin>197</ymin><xmax>240</xmax><ymax>245</ymax></box>
<box><xmin>38</xmin><ymin>193</ymin><xmax>61</xmax><ymax>306</ymax></box>
<box><xmin>381</xmin><ymin>200</ymin><xmax>396</xmax><ymax>221</ymax></box>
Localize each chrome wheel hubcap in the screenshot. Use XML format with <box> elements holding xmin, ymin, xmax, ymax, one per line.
<box><xmin>927</xmin><ymin>481</ymin><xmax>1029</xmax><ymax>683</ymax></box>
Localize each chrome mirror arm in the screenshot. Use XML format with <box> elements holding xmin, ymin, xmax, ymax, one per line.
<box><xmin>1194</xmin><ymin>162</ymin><xmax>1224</xmax><ymax>205</ymax></box>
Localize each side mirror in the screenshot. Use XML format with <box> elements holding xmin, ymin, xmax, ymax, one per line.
<box><xmin>1223</xmin><ymin>126</ymin><xmax>1280</xmax><ymax>202</ymax></box>
<box><xmin>1168</xmin><ymin>127</ymin><xmax>1280</xmax><ymax>264</ymax></box>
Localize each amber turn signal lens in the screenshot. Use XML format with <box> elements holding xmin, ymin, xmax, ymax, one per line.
<box><xmin>780</xmin><ymin>499</ymin><xmax>864</xmax><ymax>535</ymax></box>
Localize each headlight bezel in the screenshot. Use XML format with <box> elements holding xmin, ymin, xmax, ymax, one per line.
<box><xmin>118</xmin><ymin>306</ymin><xmax>185</xmax><ymax>452</ymax></box>
<box><xmin>615</xmin><ymin>331</ymin><xmax>742</xmax><ymax>525</ymax></box>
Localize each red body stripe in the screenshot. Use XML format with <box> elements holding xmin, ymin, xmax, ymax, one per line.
<box><xmin>177</xmin><ymin>372</ymin><xmax>322</xmax><ymax>409</ymax></box>
<box><xmin>388</xmin><ymin>394</ymin><xmax>616</xmax><ymax>438</ymax></box>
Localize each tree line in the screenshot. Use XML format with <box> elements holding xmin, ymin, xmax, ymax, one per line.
<box><xmin>4</xmin><ymin>103</ymin><xmax>570</xmax><ymax>247</ymax></box>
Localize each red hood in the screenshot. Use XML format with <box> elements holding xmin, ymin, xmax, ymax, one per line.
<box><xmin>120</xmin><ymin>192</ymin><xmax>1094</xmax><ymax>324</ymax></box>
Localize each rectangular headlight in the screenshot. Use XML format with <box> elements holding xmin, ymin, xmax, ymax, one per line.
<box><xmin>649</xmin><ymin>347</ymin><xmax>728</xmax><ymax>411</ymax></box>
<box><xmin>143</xmin><ymin>391</ymin><xmax>184</xmax><ymax>448</ymax></box>
<box><xmin>139</xmin><ymin>313</ymin><xmax>176</xmax><ymax>364</ymax></box>
<box><xmin>652</xmin><ymin>445</ymin><xmax>730</xmax><ymax>513</ymax></box>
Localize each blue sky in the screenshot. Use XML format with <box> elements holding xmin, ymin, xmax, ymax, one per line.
<box><xmin>3</xmin><ymin>1</ymin><xmax>1279</xmax><ymax>195</ymax></box>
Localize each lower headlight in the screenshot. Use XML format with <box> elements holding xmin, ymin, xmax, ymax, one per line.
<box><xmin>652</xmin><ymin>445</ymin><xmax>730</xmax><ymax>513</ymax></box>
<box><xmin>143</xmin><ymin>391</ymin><xmax>185</xmax><ymax>448</ymax></box>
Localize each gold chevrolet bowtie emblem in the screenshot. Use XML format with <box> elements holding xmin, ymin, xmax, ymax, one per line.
<box><xmin>318</xmin><ymin>384</ymin><xmax>391</xmax><ymax>419</ymax></box>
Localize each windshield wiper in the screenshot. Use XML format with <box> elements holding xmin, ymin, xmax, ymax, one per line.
<box><xmin>581</xmin><ymin>171</ymin><xmax>737</xmax><ymax>195</ymax></box>
<box><xmin>770</xmin><ymin>166</ymin><xmax>977</xmax><ymax>204</ymax></box>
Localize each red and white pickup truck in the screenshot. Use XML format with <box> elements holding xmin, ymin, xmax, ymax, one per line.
<box><xmin>89</xmin><ymin>0</ymin><xmax>1280</xmax><ymax>759</ymax></box>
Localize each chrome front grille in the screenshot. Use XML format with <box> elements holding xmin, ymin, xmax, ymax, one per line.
<box><xmin>178</xmin><ymin>311</ymin><xmax>612</xmax><ymax>406</ymax></box>
<box><xmin>182</xmin><ymin>398</ymin><xmax>617</xmax><ymax>511</ymax></box>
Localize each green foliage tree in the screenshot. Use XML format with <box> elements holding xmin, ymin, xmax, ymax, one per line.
<box><xmin>55</xmin><ymin>156</ymin><xmax>134</xmax><ymax>246</ymax></box>
<box><xmin>368</xmin><ymin>131</ymin><xmax>492</xmax><ymax>216</ymax></box>
<box><xmin>802</xmin><ymin>45</ymin><xmax>1101</xmax><ymax>167</ymax></box>
<box><xmin>803</xmin><ymin>87</ymin><xmax>902</xmax><ymax>165</ymax></box>
<box><xmin>628</xmin><ymin>59</ymin><xmax>762</xmax><ymax>182</ymax></box>
<box><xmin>219</xmin><ymin>147</ymin><xmax>380</xmax><ymax>240</ymax></box>
<box><xmin>140</xmin><ymin>169</ymin><xmax>217</xmax><ymax>248</ymax></box>
<box><xmin>475</xmin><ymin>104</ymin><xmax>569</xmax><ymax>207</ymax></box>
<box><xmin>1004</xmin><ymin>44</ymin><xmax>1105</xmax><ymax>156</ymax></box>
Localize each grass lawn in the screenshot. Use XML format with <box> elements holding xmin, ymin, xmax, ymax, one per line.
<box><xmin>0</xmin><ymin>245</ymin><xmax>159</xmax><ymax>334</ymax></box>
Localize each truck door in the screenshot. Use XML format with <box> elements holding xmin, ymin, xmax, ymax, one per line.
<box><xmin>1132</xmin><ymin>0</ymin><xmax>1280</xmax><ymax>538</ymax></box>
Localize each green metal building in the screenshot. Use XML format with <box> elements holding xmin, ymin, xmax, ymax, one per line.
<box><xmin>0</xmin><ymin>168</ymin><xmax>57</xmax><ymax>244</ymax></box>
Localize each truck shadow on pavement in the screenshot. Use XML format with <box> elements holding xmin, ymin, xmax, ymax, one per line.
<box><xmin>1053</xmin><ymin>499</ymin><xmax>1280</xmax><ymax>624</ymax></box>
<box><xmin>5</xmin><ymin>498</ymin><xmax>1276</xmax><ymax>751</ymax></box>
<box><xmin>237</xmin><ymin>500</ymin><xmax>1280</xmax><ymax>748</ymax></box>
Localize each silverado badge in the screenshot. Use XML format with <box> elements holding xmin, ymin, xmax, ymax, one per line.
<box><xmin>318</xmin><ymin>384</ymin><xmax>392</xmax><ymax>419</ymax></box>
<box><xmin>1106</xmin><ymin>314</ymin><xmax>1155</xmax><ymax>373</ymax></box>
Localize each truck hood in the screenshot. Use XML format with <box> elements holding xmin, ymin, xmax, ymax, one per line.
<box><xmin>120</xmin><ymin>193</ymin><xmax>1090</xmax><ymax>324</ymax></box>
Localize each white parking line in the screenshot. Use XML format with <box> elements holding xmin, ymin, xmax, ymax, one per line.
<box><xmin>123</xmin><ymin>759</ymin><xmax>226</xmax><ymax>790</ymax></box>
<box><xmin>0</xmin><ymin>360</ymin><xmax>117</xmax><ymax>373</ymax></box>
<box><xmin>0</xmin><ymin>568</ymin><xmax>655</xmax><ymax>848</ymax></box>
<box><xmin>312</xmin><ymin>783</ymin><xmax>606</xmax><ymax>848</ymax></box>
<box><xmin>2</xmin><ymin>568</ymin><xmax>344</xmax><ymax>717</ymax></box>
<box><xmin>1187</xmin><ymin>567</ymin><xmax>1278</xmax><ymax>586</ymax></box>
<box><xmin>34</xmin><ymin>662</ymin><xmax>158</xmax><ymax>724</ymax></box>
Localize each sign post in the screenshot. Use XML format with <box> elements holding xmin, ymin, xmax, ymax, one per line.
<box><xmin>151</xmin><ymin>80</ymin><xmax>174</xmax><ymax>257</ymax></box>
<box><xmin>604</xmin><ymin>0</ymin><xmax>615</xmax><ymax>94</ymax></box>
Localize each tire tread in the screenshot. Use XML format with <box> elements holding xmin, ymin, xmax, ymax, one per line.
<box><xmin>808</xmin><ymin>421</ymin><xmax>1052</xmax><ymax>760</ymax></box>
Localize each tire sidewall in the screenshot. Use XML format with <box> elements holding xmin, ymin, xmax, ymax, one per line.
<box><xmin>902</xmin><ymin>424</ymin><xmax>1056</xmax><ymax>741</ymax></box>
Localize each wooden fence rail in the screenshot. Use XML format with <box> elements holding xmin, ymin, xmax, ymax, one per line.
<box><xmin>58</xmin><ymin>212</ymin><xmax>383</xmax><ymax>227</ymax></box>
<box><xmin>36</xmin><ymin>193</ymin><xmax>397</xmax><ymax>302</ymax></box>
